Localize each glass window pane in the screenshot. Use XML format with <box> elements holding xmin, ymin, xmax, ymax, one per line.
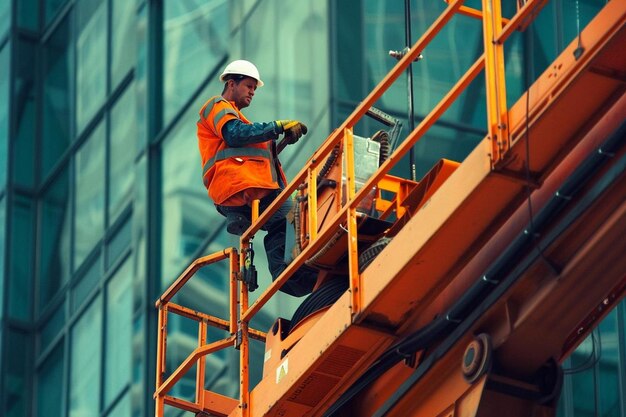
<box><xmin>72</xmin><ymin>255</ymin><xmax>101</xmax><ymax>313</ymax></box>
<box><xmin>0</xmin><ymin>43</ymin><xmax>8</xmax><ymax>190</ymax></box>
<box><xmin>105</xmin><ymin>259</ymin><xmax>132</xmax><ymax>406</ymax></box>
<box><xmin>111</xmin><ymin>0</ymin><xmax>136</xmax><ymax>88</ymax></box>
<box><xmin>8</xmin><ymin>195</ymin><xmax>34</xmax><ymax>320</ymax></box>
<box><xmin>530</xmin><ymin>3</ymin><xmax>558</xmax><ymax>82</ymax></box>
<box><xmin>569</xmin><ymin>334</ymin><xmax>597</xmax><ymax>416</ymax></box>
<box><xmin>163</xmin><ymin>0</ymin><xmax>229</xmax><ymax>124</ymax></box>
<box><xmin>161</xmin><ymin>102</ymin><xmax>222</xmax><ymax>281</ymax></box>
<box><xmin>0</xmin><ymin>2</ymin><xmax>10</xmax><ymax>38</ymax></box>
<box><xmin>131</xmin><ymin>156</ymin><xmax>148</xmax><ymax>309</ymax></box>
<box><xmin>36</xmin><ymin>343</ymin><xmax>64</xmax><ymax>417</ymax></box>
<box><xmin>363</xmin><ymin>0</ymin><xmax>405</xmax><ymax>111</ymax></box>
<box><xmin>106</xmin><ymin>217</ymin><xmax>131</xmax><ymax>269</ymax></box>
<box><xmin>45</xmin><ymin>0</ymin><xmax>68</xmax><ymax>27</ymax></box>
<box><xmin>0</xmin><ymin>199</ymin><xmax>5</xmax><ymax>318</ymax></box>
<box><xmin>74</xmin><ymin>122</ymin><xmax>105</xmax><ymax>268</ymax></box>
<box><xmin>412</xmin><ymin>123</ymin><xmax>483</xmax><ymax>178</ymax></box>
<box><xmin>76</xmin><ymin>0</ymin><xmax>107</xmax><ymax>133</ymax></box>
<box><xmin>43</xmin><ymin>14</ymin><xmax>72</xmax><ymax>180</ymax></box>
<box><xmin>106</xmin><ymin>392</ymin><xmax>131</xmax><ymax>417</ymax></box>
<box><xmin>13</xmin><ymin>39</ymin><xmax>36</xmax><ymax>188</ymax></box>
<box><xmin>136</xmin><ymin>5</ymin><xmax>148</xmax><ymax>151</ymax></box>
<box><xmin>562</xmin><ymin>0</ymin><xmax>604</xmax><ymax>49</ymax></box>
<box><xmin>109</xmin><ymin>85</ymin><xmax>137</xmax><ymax>222</ymax></box>
<box><xmin>504</xmin><ymin>33</ymin><xmax>525</xmax><ymax>108</ymax></box>
<box><xmin>16</xmin><ymin>0</ymin><xmax>38</xmax><ymax>31</ymax></box>
<box><xmin>40</xmin><ymin>305</ymin><xmax>66</xmax><ymax>351</ymax></box>
<box><xmin>70</xmin><ymin>298</ymin><xmax>102</xmax><ymax>417</ymax></box>
<box><xmin>335</xmin><ymin>0</ymin><xmax>364</xmax><ymax>102</ymax></box>
<box><xmin>239</xmin><ymin>1</ymin><xmax>329</xmax><ymax>149</ymax></box>
<box><xmin>597</xmin><ymin>309</ymin><xmax>620</xmax><ymax>416</ymax></box>
<box><xmin>4</xmin><ymin>330</ymin><xmax>31</xmax><ymax>417</ymax></box>
<box><xmin>39</xmin><ymin>167</ymin><xmax>71</xmax><ymax>311</ymax></box>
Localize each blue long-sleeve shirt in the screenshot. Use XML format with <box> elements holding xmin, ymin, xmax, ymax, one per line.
<box><xmin>222</xmin><ymin>119</ymin><xmax>283</xmax><ymax>147</ymax></box>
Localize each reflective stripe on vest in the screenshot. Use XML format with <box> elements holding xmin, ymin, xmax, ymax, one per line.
<box><xmin>202</xmin><ymin>147</ymin><xmax>273</xmax><ymax>178</ymax></box>
<box><xmin>201</xmin><ymin>97</ymin><xmax>227</xmax><ymax>119</ymax></box>
<box><xmin>213</xmin><ymin>108</ymin><xmax>238</xmax><ymax>128</ymax></box>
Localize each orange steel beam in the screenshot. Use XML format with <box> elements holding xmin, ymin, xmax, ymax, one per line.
<box><xmin>155</xmin><ymin>305</ymin><xmax>168</xmax><ymax>417</ymax></box>
<box><xmin>196</xmin><ymin>320</ymin><xmax>208</xmax><ymax>408</ymax></box>
<box><xmin>229</xmin><ymin>250</ymin><xmax>239</xmax><ymax>335</ymax></box>
<box><xmin>307</xmin><ymin>166</ymin><xmax>318</xmax><ymax>240</ymax></box>
<box><xmin>239</xmin><ymin>320</ymin><xmax>250</xmax><ymax>417</ymax></box>
<box><xmin>239</xmin><ymin>241</ymin><xmax>251</xmax><ymax>417</ymax></box>
<box><xmin>482</xmin><ymin>0</ymin><xmax>510</xmax><ymax>164</ymax></box>
<box><xmin>344</xmin><ymin>128</ymin><xmax>361</xmax><ymax>316</ymax></box>
<box><xmin>251</xmin><ymin>199</ymin><xmax>259</xmax><ymax>223</ymax></box>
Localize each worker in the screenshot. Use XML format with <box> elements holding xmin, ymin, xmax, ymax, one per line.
<box><xmin>197</xmin><ymin>59</ymin><xmax>316</xmax><ymax>297</ymax></box>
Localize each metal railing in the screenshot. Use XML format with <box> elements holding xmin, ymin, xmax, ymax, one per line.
<box><xmin>154</xmin><ymin>249</ymin><xmax>267</xmax><ymax>416</ymax></box>
<box><xmin>153</xmin><ymin>0</ymin><xmax>554</xmax><ymax>414</ymax></box>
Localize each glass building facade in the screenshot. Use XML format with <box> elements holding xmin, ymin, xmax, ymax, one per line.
<box><xmin>0</xmin><ymin>1</ymin><xmax>622</xmax><ymax>416</ymax></box>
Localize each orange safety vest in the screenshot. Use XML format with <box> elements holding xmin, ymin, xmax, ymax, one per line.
<box><xmin>197</xmin><ymin>96</ymin><xmax>286</xmax><ymax>205</ymax></box>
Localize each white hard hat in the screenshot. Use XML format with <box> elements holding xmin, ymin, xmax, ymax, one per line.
<box><xmin>219</xmin><ymin>60</ymin><xmax>264</xmax><ymax>87</ymax></box>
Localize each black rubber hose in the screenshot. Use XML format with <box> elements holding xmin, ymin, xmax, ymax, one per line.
<box><xmin>293</xmin><ymin>195</ymin><xmax>303</xmax><ymax>255</ymax></box>
<box><xmin>318</xmin><ymin>144</ymin><xmax>341</xmax><ymax>183</ymax></box>
<box><xmin>378</xmin><ymin>131</ymin><xmax>391</xmax><ymax>166</ymax></box>
<box><xmin>290</xmin><ymin>277</ymin><xmax>349</xmax><ymax>331</ymax></box>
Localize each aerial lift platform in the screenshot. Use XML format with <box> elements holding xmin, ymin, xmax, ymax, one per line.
<box><xmin>154</xmin><ymin>0</ymin><xmax>626</xmax><ymax>415</ymax></box>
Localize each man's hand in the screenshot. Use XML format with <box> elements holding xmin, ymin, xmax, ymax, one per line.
<box><xmin>276</xmin><ymin>120</ymin><xmax>308</xmax><ymax>144</ymax></box>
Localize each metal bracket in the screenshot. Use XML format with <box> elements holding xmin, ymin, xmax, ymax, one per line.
<box><xmin>242</xmin><ymin>245</ymin><xmax>258</xmax><ymax>292</ymax></box>
<box><xmin>235</xmin><ymin>327</ymin><xmax>243</xmax><ymax>350</ymax></box>
<box><xmin>491</xmin><ymin>168</ymin><xmax>542</xmax><ymax>189</ymax></box>
<box><xmin>366</xmin><ymin>106</ymin><xmax>404</xmax><ymax>151</ymax></box>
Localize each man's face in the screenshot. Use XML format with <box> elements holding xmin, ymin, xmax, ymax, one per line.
<box><xmin>230</xmin><ymin>77</ymin><xmax>258</xmax><ymax>109</ymax></box>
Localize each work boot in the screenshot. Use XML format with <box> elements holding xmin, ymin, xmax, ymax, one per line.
<box><xmin>226</xmin><ymin>212</ymin><xmax>251</xmax><ymax>236</ymax></box>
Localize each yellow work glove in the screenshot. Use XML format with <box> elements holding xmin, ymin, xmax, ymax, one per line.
<box><xmin>276</xmin><ymin>120</ymin><xmax>308</xmax><ymax>144</ymax></box>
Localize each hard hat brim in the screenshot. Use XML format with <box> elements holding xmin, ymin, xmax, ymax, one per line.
<box><xmin>219</xmin><ymin>73</ymin><xmax>264</xmax><ymax>87</ymax></box>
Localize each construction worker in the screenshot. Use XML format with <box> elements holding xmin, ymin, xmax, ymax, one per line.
<box><xmin>197</xmin><ymin>59</ymin><xmax>316</xmax><ymax>297</ymax></box>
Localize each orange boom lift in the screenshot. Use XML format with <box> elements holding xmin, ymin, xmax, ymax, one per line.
<box><xmin>154</xmin><ymin>0</ymin><xmax>626</xmax><ymax>415</ymax></box>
